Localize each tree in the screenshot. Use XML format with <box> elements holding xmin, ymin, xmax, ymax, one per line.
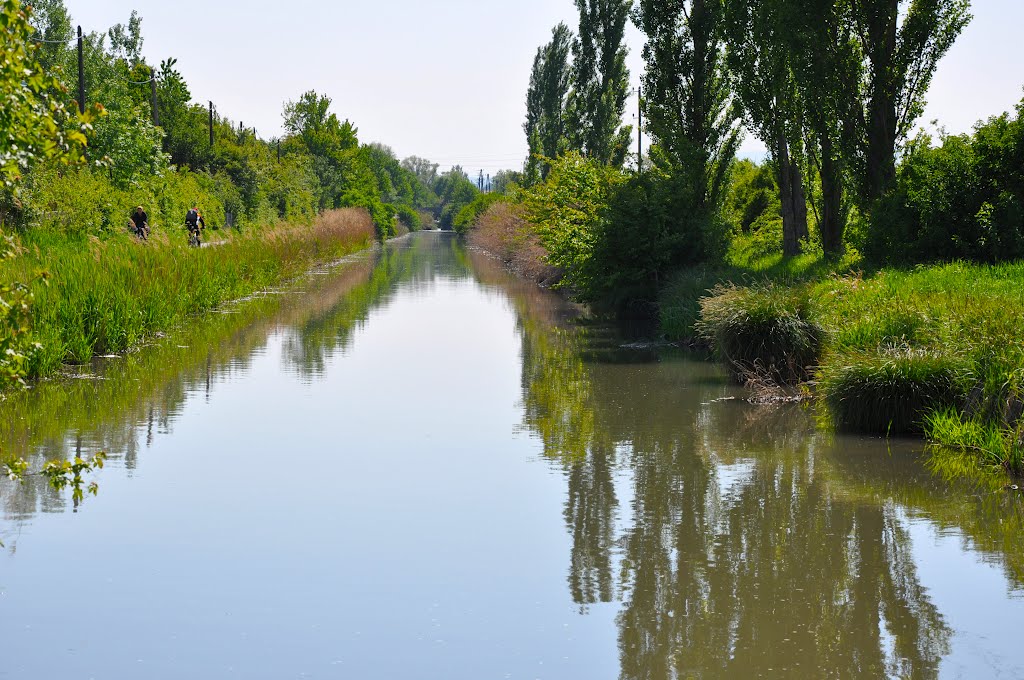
<box><xmin>524</xmin><ymin>23</ymin><xmax>574</xmax><ymax>182</ymax></box>
<box><xmin>282</xmin><ymin>90</ymin><xmax>360</xmax><ymax>209</ymax></box>
<box><xmin>633</xmin><ymin>0</ymin><xmax>742</xmax><ymax>218</ymax></box>
<box><xmin>0</xmin><ymin>0</ymin><xmax>91</xmax><ymax>192</ymax></box>
<box><xmin>851</xmin><ymin>0</ymin><xmax>971</xmax><ymax>203</ymax></box>
<box><xmin>787</xmin><ymin>0</ymin><xmax>863</xmax><ymax>256</ymax></box>
<box><xmin>568</xmin><ymin>0</ymin><xmax>633</xmax><ymax>167</ymax></box>
<box><xmin>724</xmin><ymin>0</ymin><xmax>809</xmax><ymax>255</ymax></box>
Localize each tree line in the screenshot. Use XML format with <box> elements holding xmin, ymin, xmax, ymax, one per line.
<box><xmin>0</xmin><ymin>0</ymin><xmax>483</xmax><ymax>238</ymax></box>
<box><xmin>513</xmin><ymin>0</ymin><xmax>1024</xmax><ymax>313</ymax></box>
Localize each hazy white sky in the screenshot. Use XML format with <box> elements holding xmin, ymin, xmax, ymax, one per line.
<box><xmin>65</xmin><ymin>0</ymin><xmax>1024</xmax><ymax>176</ymax></box>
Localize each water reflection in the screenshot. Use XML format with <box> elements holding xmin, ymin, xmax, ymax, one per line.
<box><xmin>1</xmin><ymin>235</ymin><xmax>1021</xmax><ymax>678</ymax></box>
<box><xmin>0</xmin><ymin>235</ymin><xmax>470</xmax><ymax>546</ymax></box>
<box><xmin>479</xmin><ymin>247</ymin><xmax>1024</xmax><ymax>678</ymax></box>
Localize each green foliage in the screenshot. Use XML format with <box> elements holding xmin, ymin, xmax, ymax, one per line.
<box><xmin>860</xmin><ymin>103</ymin><xmax>1024</xmax><ymax>264</ymax></box>
<box><xmin>568</xmin><ymin>0</ymin><xmax>633</xmax><ymax>167</ymax></box>
<box><xmin>453</xmin><ymin>193</ymin><xmax>505</xmax><ymax>234</ymax></box>
<box><xmin>728</xmin><ymin>159</ymin><xmax>780</xmax><ymax>233</ymax></box>
<box><xmin>435</xmin><ymin>167</ymin><xmax>479</xmax><ymax>230</ymax></box>
<box><xmin>0</xmin><ymin>235</ymin><xmax>43</xmax><ymax>389</ymax></box>
<box><xmin>525</xmin><ymin>23</ymin><xmax>574</xmax><ymax>182</ymax></box>
<box><xmin>634</xmin><ymin>0</ymin><xmax>740</xmax><ymax>217</ymax></box>
<box><xmin>521</xmin><ymin>152</ymin><xmax>620</xmax><ymax>293</ymax></box>
<box><xmin>0</xmin><ymin>0</ymin><xmax>92</xmax><ymax>191</ymax></box>
<box><xmin>394</xmin><ymin>204</ymin><xmax>421</xmax><ymax>231</ymax></box>
<box><xmin>40</xmin><ymin>452</ymin><xmax>106</xmax><ymax>506</ymax></box>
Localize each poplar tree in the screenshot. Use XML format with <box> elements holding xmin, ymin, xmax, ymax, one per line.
<box><xmin>633</xmin><ymin>0</ymin><xmax>741</xmax><ymax>217</ymax></box>
<box><xmin>524</xmin><ymin>23</ymin><xmax>574</xmax><ymax>182</ymax></box>
<box><xmin>851</xmin><ymin>0</ymin><xmax>972</xmax><ymax>202</ymax></box>
<box><xmin>724</xmin><ymin>0</ymin><xmax>809</xmax><ymax>255</ymax></box>
<box><xmin>787</xmin><ymin>0</ymin><xmax>863</xmax><ymax>256</ymax></box>
<box><xmin>568</xmin><ymin>0</ymin><xmax>633</xmax><ymax>167</ymax></box>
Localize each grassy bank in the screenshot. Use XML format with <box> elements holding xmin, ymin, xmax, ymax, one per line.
<box><xmin>663</xmin><ymin>248</ymin><xmax>1024</xmax><ymax>475</ymax></box>
<box><xmin>1</xmin><ymin>208</ymin><xmax>376</xmax><ymax>380</ymax></box>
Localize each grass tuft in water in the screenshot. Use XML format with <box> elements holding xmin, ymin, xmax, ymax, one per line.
<box><xmin>817</xmin><ymin>347</ymin><xmax>972</xmax><ymax>435</ymax></box>
<box><xmin>696</xmin><ymin>283</ymin><xmax>825</xmax><ymax>384</ymax></box>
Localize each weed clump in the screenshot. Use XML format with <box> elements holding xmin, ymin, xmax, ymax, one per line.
<box><xmin>818</xmin><ymin>347</ymin><xmax>972</xmax><ymax>435</ymax></box>
<box><xmin>696</xmin><ymin>283</ymin><xmax>825</xmax><ymax>385</ymax></box>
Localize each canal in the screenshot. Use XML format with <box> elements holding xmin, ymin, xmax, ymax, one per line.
<box><xmin>1</xmin><ymin>232</ymin><xmax>1022</xmax><ymax>679</ymax></box>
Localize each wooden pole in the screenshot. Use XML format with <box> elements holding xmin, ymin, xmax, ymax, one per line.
<box><xmin>637</xmin><ymin>85</ymin><xmax>642</xmax><ymax>174</ymax></box>
<box><xmin>77</xmin><ymin>26</ymin><xmax>85</xmax><ymax>114</ymax></box>
<box><xmin>209</xmin><ymin>101</ymin><xmax>214</xmax><ymax>146</ymax></box>
<box><xmin>150</xmin><ymin>77</ymin><xmax>159</xmax><ymax>126</ymax></box>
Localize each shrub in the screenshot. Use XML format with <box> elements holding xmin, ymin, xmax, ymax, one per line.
<box><xmin>394</xmin><ymin>204</ymin><xmax>421</xmax><ymax>231</ymax></box>
<box><xmin>453</xmin><ymin>193</ymin><xmax>504</xmax><ymax>234</ymax></box>
<box><xmin>861</xmin><ymin>99</ymin><xmax>1024</xmax><ymax>265</ymax></box>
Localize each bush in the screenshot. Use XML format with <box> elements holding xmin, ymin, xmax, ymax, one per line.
<box><xmin>453</xmin><ymin>193</ymin><xmax>505</xmax><ymax>234</ymax></box>
<box><xmin>861</xmin><ymin>99</ymin><xmax>1024</xmax><ymax>265</ymax></box>
<box><xmin>394</xmin><ymin>204</ymin><xmax>421</xmax><ymax>231</ymax></box>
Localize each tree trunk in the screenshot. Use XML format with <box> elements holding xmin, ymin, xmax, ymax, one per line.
<box><xmin>776</xmin><ymin>135</ymin><xmax>799</xmax><ymax>257</ymax></box>
<box><xmin>865</xmin><ymin>1</ymin><xmax>899</xmax><ymax>202</ymax></box>
<box><xmin>790</xmin><ymin>160</ymin><xmax>810</xmax><ymax>243</ymax></box>
<box><xmin>819</xmin><ymin>133</ymin><xmax>845</xmax><ymax>257</ymax></box>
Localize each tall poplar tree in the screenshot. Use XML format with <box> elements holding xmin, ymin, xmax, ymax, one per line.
<box><xmin>851</xmin><ymin>0</ymin><xmax>971</xmax><ymax>202</ymax></box>
<box><xmin>568</xmin><ymin>0</ymin><xmax>633</xmax><ymax>167</ymax></box>
<box><xmin>786</xmin><ymin>0</ymin><xmax>863</xmax><ymax>256</ymax></box>
<box><xmin>524</xmin><ymin>23</ymin><xmax>574</xmax><ymax>183</ymax></box>
<box><xmin>634</xmin><ymin>0</ymin><xmax>741</xmax><ymax>217</ymax></box>
<box><xmin>724</xmin><ymin>0</ymin><xmax>809</xmax><ymax>255</ymax></box>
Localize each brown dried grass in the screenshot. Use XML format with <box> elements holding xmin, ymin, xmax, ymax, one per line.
<box><xmin>467</xmin><ymin>203</ymin><xmax>561</xmax><ymax>286</ymax></box>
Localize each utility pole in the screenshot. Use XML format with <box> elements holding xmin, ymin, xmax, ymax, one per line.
<box><xmin>637</xmin><ymin>85</ymin><xmax>642</xmax><ymax>174</ymax></box>
<box><xmin>208</xmin><ymin>101</ymin><xmax>214</xmax><ymax>146</ymax></box>
<box><xmin>150</xmin><ymin>76</ymin><xmax>159</xmax><ymax>126</ymax></box>
<box><xmin>76</xmin><ymin>26</ymin><xmax>84</xmax><ymax>114</ymax></box>
<box><xmin>277</xmin><ymin>140</ymin><xmax>281</xmax><ymax>162</ymax></box>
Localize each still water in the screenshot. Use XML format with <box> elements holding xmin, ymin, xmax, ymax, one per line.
<box><xmin>1</xmin><ymin>232</ymin><xmax>1022</xmax><ymax>679</ymax></box>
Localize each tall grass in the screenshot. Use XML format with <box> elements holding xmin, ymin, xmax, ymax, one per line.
<box><xmin>1</xmin><ymin>208</ymin><xmax>375</xmax><ymax>378</ymax></box>
<box><xmin>696</xmin><ymin>283</ymin><xmax>824</xmax><ymax>384</ymax></box>
<box><xmin>661</xmin><ymin>235</ymin><xmax>1024</xmax><ymax>474</ymax></box>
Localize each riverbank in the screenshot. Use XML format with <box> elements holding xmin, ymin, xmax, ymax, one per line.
<box><xmin>660</xmin><ymin>254</ymin><xmax>1024</xmax><ymax>477</ymax></box>
<box><xmin>0</xmin><ymin>208</ymin><xmax>376</xmax><ymax>381</ymax></box>
<box><xmin>464</xmin><ymin>204</ymin><xmax>1023</xmax><ymax>477</ymax></box>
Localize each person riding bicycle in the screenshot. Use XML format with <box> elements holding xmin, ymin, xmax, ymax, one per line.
<box><xmin>130</xmin><ymin>206</ymin><xmax>148</xmax><ymax>236</ymax></box>
<box><xmin>185</xmin><ymin>205</ymin><xmax>205</xmax><ymax>243</ymax></box>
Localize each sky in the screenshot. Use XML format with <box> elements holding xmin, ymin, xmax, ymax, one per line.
<box><xmin>64</xmin><ymin>0</ymin><xmax>1024</xmax><ymax>178</ymax></box>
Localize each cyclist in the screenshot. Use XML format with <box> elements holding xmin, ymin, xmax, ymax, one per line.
<box><xmin>130</xmin><ymin>206</ymin><xmax>149</xmax><ymax>239</ymax></box>
<box><xmin>185</xmin><ymin>205</ymin><xmax>205</xmax><ymax>246</ymax></box>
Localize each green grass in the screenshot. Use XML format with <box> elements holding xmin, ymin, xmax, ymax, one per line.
<box><xmin>696</xmin><ymin>283</ymin><xmax>824</xmax><ymax>384</ymax></box>
<box><xmin>661</xmin><ymin>235</ymin><xmax>1024</xmax><ymax>475</ymax></box>
<box><xmin>1</xmin><ymin>209</ymin><xmax>376</xmax><ymax>380</ymax></box>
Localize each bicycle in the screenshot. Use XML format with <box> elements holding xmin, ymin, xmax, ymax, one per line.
<box><xmin>187</xmin><ymin>224</ymin><xmax>202</xmax><ymax>248</ymax></box>
<box><xmin>128</xmin><ymin>220</ymin><xmax>150</xmax><ymax>241</ymax></box>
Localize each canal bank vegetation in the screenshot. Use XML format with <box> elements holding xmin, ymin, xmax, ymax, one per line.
<box><xmin>459</xmin><ymin>0</ymin><xmax>1024</xmax><ymax>475</ymax></box>
<box><xmin>0</xmin><ymin>0</ymin><xmax>485</xmax><ymax>392</ymax></box>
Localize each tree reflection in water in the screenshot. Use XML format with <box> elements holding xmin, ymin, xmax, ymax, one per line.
<box><xmin>491</xmin><ymin>247</ymin><xmax>972</xmax><ymax>677</ymax></box>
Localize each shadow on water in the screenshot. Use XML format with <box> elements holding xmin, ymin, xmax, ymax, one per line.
<box><xmin>468</xmin><ymin>246</ymin><xmax>1024</xmax><ymax>678</ymax></box>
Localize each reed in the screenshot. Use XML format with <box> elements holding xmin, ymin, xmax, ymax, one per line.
<box><xmin>0</xmin><ymin>209</ymin><xmax>375</xmax><ymax>379</ymax></box>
